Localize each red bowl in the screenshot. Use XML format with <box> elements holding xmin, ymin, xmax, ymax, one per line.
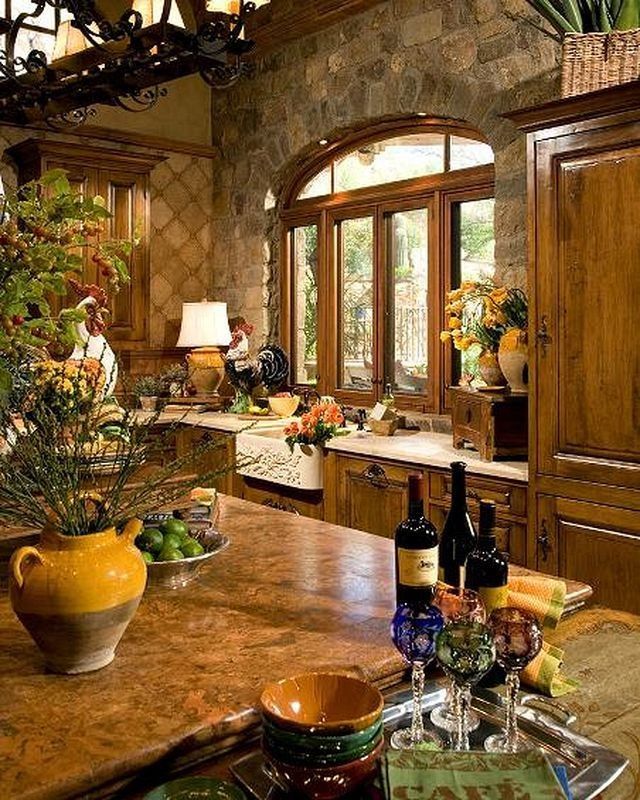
<box><xmin>263</xmin><ymin>737</ymin><xmax>384</xmax><ymax>800</ymax></box>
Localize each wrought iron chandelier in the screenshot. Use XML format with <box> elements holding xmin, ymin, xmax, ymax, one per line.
<box><xmin>0</xmin><ymin>0</ymin><xmax>267</xmax><ymax>127</ymax></box>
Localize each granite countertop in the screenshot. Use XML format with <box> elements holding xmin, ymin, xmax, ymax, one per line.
<box><xmin>138</xmin><ymin>411</ymin><xmax>529</xmax><ymax>483</ymax></box>
<box><xmin>0</xmin><ymin>496</ymin><xmax>407</xmax><ymax>800</ymax></box>
<box><xmin>0</xmin><ymin>497</ymin><xmax>592</xmax><ymax>800</ymax></box>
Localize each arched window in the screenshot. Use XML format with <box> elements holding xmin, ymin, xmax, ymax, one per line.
<box><xmin>280</xmin><ymin>119</ymin><xmax>495</xmax><ymax>414</ymax></box>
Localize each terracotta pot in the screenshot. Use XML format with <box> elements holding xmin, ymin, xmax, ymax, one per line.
<box><xmin>139</xmin><ymin>395</ymin><xmax>158</xmax><ymax>411</ymax></box>
<box><xmin>498</xmin><ymin>328</ymin><xmax>528</xmax><ymax>394</ymax></box>
<box><xmin>477</xmin><ymin>350</ymin><xmax>506</xmax><ymax>387</ymax></box>
<box><xmin>9</xmin><ymin>520</ymin><xmax>146</xmax><ymax>674</ymax></box>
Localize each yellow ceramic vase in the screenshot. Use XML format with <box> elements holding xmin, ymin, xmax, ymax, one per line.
<box><xmin>9</xmin><ymin>519</ymin><xmax>147</xmax><ymax>674</ymax></box>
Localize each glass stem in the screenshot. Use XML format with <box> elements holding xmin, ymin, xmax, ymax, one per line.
<box><xmin>505</xmin><ymin>670</ymin><xmax>520</xmax><ymax>752</ymax></box>
<box><xmin>453</xmin><ymin>682</ymin><xmax>471</xmax><ymax>751</ymax></box>
<box><xmin>410</xmin><ymin>661</ymin><xmax>425</xmax><ymax>746</ymax></box>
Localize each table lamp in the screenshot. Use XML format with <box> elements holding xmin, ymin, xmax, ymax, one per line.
<box><xmin>176</xmin><ymin>300</ymin><xmax>231</xmax><ymax>398</ymax></box>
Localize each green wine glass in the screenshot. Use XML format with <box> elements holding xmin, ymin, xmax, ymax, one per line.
<box><xmin>435</xmin><ymin>620</ymin><xmax>496</xmax><ymax>751</ymax></box>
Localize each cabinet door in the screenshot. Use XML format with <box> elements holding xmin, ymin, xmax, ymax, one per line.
<box><xmin>335</xmin><ymin>457</ymin><xmax>419</xmax><ymax>537</ymax></box>
<box><xmin>533</xmin><ymin>125</ymin><xmax>640</xmax><ymax>489</ymax></box>
<box><xmin>99</xmin><ymin>169</ymin><xmax>150</xmax><ymax>346</ymax></box>
<box><xmin>429</xmin><ymin>503</ymin><xmax>526</xmax><ymax>567</ymax></box>
<box><xmin>175</xmin><ymin>427</ymin><xmax>235</xmax><ymax>494</ymax></box>
<box><xmin>535</xmin><ymin>494</ymin><xmax>640</xmax><ymax>614</ymax></box>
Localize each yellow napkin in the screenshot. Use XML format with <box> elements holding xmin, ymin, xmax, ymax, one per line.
<box><xmin>508</xmin><ymin>574</ymin><xmax>566</xmax><ymax>630</ymax></box>
<box><xmin>507</xmin><ymin>574</ymin><xmax>577</xmax><ymax>697</ymax></box>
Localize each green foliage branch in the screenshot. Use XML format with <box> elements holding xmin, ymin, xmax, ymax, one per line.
<box><xmin>526</xmin><ymin>0</ymin><xmax>640</xmax><ymax>35</ymax></box>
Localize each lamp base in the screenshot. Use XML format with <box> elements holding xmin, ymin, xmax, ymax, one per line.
<box><xmin>186</xmin><ymin>346</ymin><xmax>226</xmax><ymax>397</ymax></box>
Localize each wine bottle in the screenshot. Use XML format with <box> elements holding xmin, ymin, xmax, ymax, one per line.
<box><xmin>465</xmin><ymin>500</ymin><xmax>509</xmax><ymax>614</ymax></box>
<box><xmin>438</xmin><ymin>461</ymin><xmax>477</xmax><ymax>587</ymax></box>
<box><xmin>382</xmin><ymin>383</ymin><xmax>395</xmax><ymax>409</ymax></box>
<box><xmin>395</xmin><ymin>474</ymin><xmax>439</xmax><ymax>606</ymax></box>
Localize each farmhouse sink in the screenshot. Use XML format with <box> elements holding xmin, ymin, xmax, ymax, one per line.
<box><xmin>236</xmin><ymin>425</ymin><xmax>325</xmax><ymax>491</ymax></box>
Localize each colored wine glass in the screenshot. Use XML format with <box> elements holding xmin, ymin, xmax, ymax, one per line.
<box><xmin>435</xmin><ymin>620</ymin><xmax>496</xmax><ymax>751</ymax></box>
<box><xmin>484</xmin><ymin>607</ymin><xmax>543</xmax><ymax>753</ymax></box>
<box><xmin>430</xmin><ymin>586</ymin><xmax>486</xmax><ymax>733</ymax></box>
<box><xmin>390</xmin><ymin>603</ymin><xmax>445</xmax><ymax>750</ymax></box>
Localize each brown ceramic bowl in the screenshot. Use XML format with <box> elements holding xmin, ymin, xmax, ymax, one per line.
<box><xmin>263</xmin><ymin>737</ymin><xmax>384</xmax><ymax>800</ymax></box>
<box><xmin>260</xmin><ymin>672</ymin><xmax>384</xmax><ymax>735</ymax></box>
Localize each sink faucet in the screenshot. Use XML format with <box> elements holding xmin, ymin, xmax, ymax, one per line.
<box><xmin>356</xmin><ymin>408</ymin><xmax>367</xmax><ymax>431</ymax></box>
<box><xmin>301</xmin><ymin>388</ymin><xmax>320</xmax><ymax>413</ymax></box>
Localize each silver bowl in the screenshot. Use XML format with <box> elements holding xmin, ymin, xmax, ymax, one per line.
<box><xmin>146</xmin><ymin>528</ymin><xmax>229</xmax><ymax>589</ymax></box>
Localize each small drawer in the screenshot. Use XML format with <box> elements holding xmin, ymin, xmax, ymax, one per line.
<box><xmin>430</xmin><ymin>472</ymin><xmax>527</xmax><ymax>517</ymax></box>
<box><xmin>452</xmin><ymin>396</ymin><xmax>482</xmax><ymax>432</ymax></box>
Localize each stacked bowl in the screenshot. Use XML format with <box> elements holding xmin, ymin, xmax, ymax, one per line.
<box><xmin>259</xmin><ymin>673</ymin><xmax>385</xmax><ymax>800</ymax></box>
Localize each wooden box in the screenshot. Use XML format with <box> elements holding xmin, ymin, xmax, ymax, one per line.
<box><xmin>449</xmin><ymin>387</ymin><xmax>527</xmax><ymax>462</ymax></box>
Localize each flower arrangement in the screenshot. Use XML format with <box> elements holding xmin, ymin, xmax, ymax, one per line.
<box><xmin>284</xmin><ymin>402</ymin><xmax>346</xmax><ymax>450</ymax></box>
<box><xmin>440</xmin><ymin>281</ymin><xmax>528</xmax><ymax>354</ymax></box>
<box><xmin>29</xmin><ymin>358</ymin><xmax>105</xmax><ymax>420</ymax></box>
<box><xmin>0</xmin><ymin>169</ymin><xmax>131</xmax><ymax>401</ymax></box>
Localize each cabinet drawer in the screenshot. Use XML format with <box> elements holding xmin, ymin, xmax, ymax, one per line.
<box><xmin>430</xmin><ymin>471</ymin><xmax>526</xmax><ymax>518</ymax></box>
<box><xmin>451</xmin><ymin>396</ymin><xmax>482</xmax><ymax>433</ymax></box>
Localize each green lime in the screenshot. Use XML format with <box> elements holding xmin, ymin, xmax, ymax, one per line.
<box><xmin>181</xmin><ymin>538</ymin><xmax>205</xmax><ymax>558</ymax></box>
<box><xmin>135</xmin><ymin>528</ymin><xmax>164</xmax><ymax>554</ymax></box>
<box><xmin>160</xmin><ymin>518</ymin><xmax>189</xmax><ymax>541</ymax></box>
<box><xmin>162</xmin><ymin>532</ymin><xmax>183</xmax><ymax>551</ymax></box>
<box><xmin>157</xmin><ymin>547</ymin><xmax>183</xmax><ymax>562</ymax></box>
<box><xmin>140</xmin><ymin>551</ymin><xmax>154</xmax><ymax>565</ymax></box>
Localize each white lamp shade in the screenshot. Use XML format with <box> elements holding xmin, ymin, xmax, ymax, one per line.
<box><xmin>132</xmin><ymin>0</ymin><xmax>185</xmax><ymax>27</ymax></box>
<box><xmin>176</xmin><ymin>301</ymin><xmax>231</xmax><ymax>348</ymax></box>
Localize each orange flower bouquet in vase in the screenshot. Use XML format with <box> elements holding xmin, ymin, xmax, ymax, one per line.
<box><xmin>440</xmin><ymin>281</ymin><xmax>528</xmax><ymax>392</ymax></box>
<box><xmin>284</xmin><ymin>401</ymin><xmax>346</xmax><ymax>450</ymax></box>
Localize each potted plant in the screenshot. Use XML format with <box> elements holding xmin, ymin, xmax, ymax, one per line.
<box><xmin>525</xmin><ymin>0</ymin><xmax>640</xmax><ymax>96</ymax></box>
<box><xmin>440</xmin><ymin>281</ymin><xmax>528</xmax><ymax>393</ymax></box>
<box><xmin>133</xmin><ymin>374</ymin><xmax>164</xmax><ymax>411</ymax></box>
<box><xmin>0</xmin><ymin>171</ymin><xmax>231</xmax><ymax>674</ymax></box>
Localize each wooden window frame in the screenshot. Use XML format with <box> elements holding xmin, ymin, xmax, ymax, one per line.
<box><xmin>280</xmin><ymin>119</ymin><xmax>495</xmax><ymax>414</ymax></box>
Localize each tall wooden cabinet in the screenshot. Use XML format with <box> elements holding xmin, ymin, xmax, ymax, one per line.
<box><xmin>508</xmin><ymin>84</ymin><xmax>640</xmax><ymax>614</ymax></box>
<box><xmin>7</xmin><ymin>139</ymin><xmax>164</xmax><ymax>349</ymax></box>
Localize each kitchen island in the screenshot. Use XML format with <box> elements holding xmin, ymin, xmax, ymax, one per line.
<box><xmin>1</xmin><ymin>497</ymin><xmax>638</xmax><ymax>800</ymax></box>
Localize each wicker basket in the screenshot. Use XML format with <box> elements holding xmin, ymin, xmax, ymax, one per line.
<box><xmin>562</xmin><ymin>30</ymin><xmax>640</xmax><ymax>97</ymax></box>
<box><xmin>368</xmin><ymin>417</ymin><xmax>398</xmax><ymax>437</ymax></box>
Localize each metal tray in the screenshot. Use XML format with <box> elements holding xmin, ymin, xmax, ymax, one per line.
<box><xmin>231</xmin><ymin>681</ymin><xmax>628</xmax><ymax>800</ymax></box>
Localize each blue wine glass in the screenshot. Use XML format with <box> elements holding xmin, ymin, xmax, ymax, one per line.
<box><xmin>390</xmin><ymin>603</ymin><xmax>445</xmax><ymax>750</ymax></box>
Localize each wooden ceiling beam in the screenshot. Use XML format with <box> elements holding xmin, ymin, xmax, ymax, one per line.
<box><xmin>246</xmin><ymin>0</ymin><xmax>388</xmax><ymax>54</ymax></box>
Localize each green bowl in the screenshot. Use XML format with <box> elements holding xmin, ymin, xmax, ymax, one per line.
<box><xmin>263</xmin><ymin>716</ymin><xmax>383</xmax><ymax>755</ymax></box>
<box><xmin>144</xmin><ymin>777</ymin><xmax>246</xmax><ymax>800</ymax></box>
<box><xmin>262</xmin><ymin>731</ymin><xmax>384</xmax><ymax>767</ymax></box>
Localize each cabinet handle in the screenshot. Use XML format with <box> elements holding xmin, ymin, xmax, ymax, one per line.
<box><xmin>362</xmin><ymin>463</ymin><xmax>390</xmax><ymax>488</ymax></box>
<box><xmin>466</xmin><ymin>489</ymin><xmax>480</xmax><ymax>501</ymax></box>
<box><xmin>536</xmin><ymin>315</ymin><xmax>552</xmax><ymax>352</ymax></box>
<box><xmin>537</xmin><ymin>519</ymin><xmax>551</xmax><ymax>561</ymax></box>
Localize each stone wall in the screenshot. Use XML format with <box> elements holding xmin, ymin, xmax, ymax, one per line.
<box><xmin>209</xmin><ymin>0</ymin><xmax>562</xmax><ymax>342</ymax></box>
<box><xmin>0</xmin><ymin>126</ymin><xmax>215</xmax><ymax>349</ymax></box>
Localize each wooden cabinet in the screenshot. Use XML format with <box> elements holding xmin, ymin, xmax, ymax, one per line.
<box><xmin>7</xmin><ymin>139</ymin><xmax>164</xmax><ymax>349</ymax></box>
<box><xmin>238</xmin><ymin>477</ymin><xmax>324</xmax><ymax>519</ymax></box>
<box><xmin>323</xmin><ymin>451</ymin><xmax>527</xmax><ymax>560</ymax></box>
<box><xmin>508</xmin><ymin>84</ymin><xmax>640</xmax><ymax>612</ymax></box>
<box><xmin>534</xmin><ymin>496</ymin><xmax>640</xmax><ymax>615</ymax></box>
<box><xmin>175</xmin><ymin>427</ymin><xmax>236</xmax><ymax>495</ymax></box>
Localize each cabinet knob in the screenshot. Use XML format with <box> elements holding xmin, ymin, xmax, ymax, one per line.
<box><xmin>537</xmin><ymin>520</ymin><xmax>551</xmax><ymax>561</ymax></box>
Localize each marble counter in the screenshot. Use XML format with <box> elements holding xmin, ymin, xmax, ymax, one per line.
<box><xmin>0</xmin><ymin>496</ymin><xmax>406</xmax><ymax>800</ymax></box>
<box><xmin>140</xmin><ymin>410</ymin><xmax>529</xmax><ymax>483</ymax></box>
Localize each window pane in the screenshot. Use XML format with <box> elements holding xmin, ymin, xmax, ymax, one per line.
<box><xmin>298</xmin><ymin>167</ymin><xmax>331</xmax><ymax>200</ymax></box>
<box><xmin>450</xmin><ymin>136</ymin><xmax>494</xmax><ymax>171</ymax></box>
<box><xmin>11</xmin><ymin>0</ymin><xmax>55</xmax><ymax>27</ymax></box>
<box><xmin>453</xmin><ymin>198</ymin><xmax>496</xmax><ymax>382</ymax></box>
<box><xmin>291</xmin><ymin>224</ymin><xmax>319</xmax><ymax>385</ymax></box>
<box><xmin>335</xmin><ymin>133</ymin><xmax>445</xmax><ymax>192</ymax></box>
<box><xmin>13</xmin><ymin>27</ymin><xmax>55</xmax><ymax>63</ymax></box>
<box><xmin>339</xmin><ymin>216</ymin><xmax>374</xmax><ymax>391</ymax></box>
<box><xmin>386</xmin><ymin>208</ymin><xmax>429</xmax><ymax>395</ymax></box>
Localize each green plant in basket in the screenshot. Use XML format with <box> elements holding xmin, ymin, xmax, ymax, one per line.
<box><xmin>525</xmin><ymin>0</ymin><xmax>640</xmax><ymax>35</ymax></box>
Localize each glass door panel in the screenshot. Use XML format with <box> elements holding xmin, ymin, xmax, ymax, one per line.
<box><xmin>337</xmin><ymin>216</ymin><xmax>375</xmax><ymax>391</ymax></box>
<box><xmin>451</xmin><ymin>197</ymin><xmax>496</xmax><ymax>382</ymax></box>
<box><xmin>291</xmin><ymin>224</ymin><xmax>319</xmax><ymax>385</ymax></box>
<box><xmin>384</xmin><ymin>207</ymin><xmax>429</xmax><ymax>395</ymax></box>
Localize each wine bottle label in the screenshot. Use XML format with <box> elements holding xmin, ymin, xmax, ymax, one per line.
<box><xmin>398</xmin><ymin>546</ymin><xmax>438</xmax><ymax>587</ymax></box>
<box><xmin>478</xmin><ymin>585</ymin><xmax>509</xmax><ymax>615</ymax></box>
